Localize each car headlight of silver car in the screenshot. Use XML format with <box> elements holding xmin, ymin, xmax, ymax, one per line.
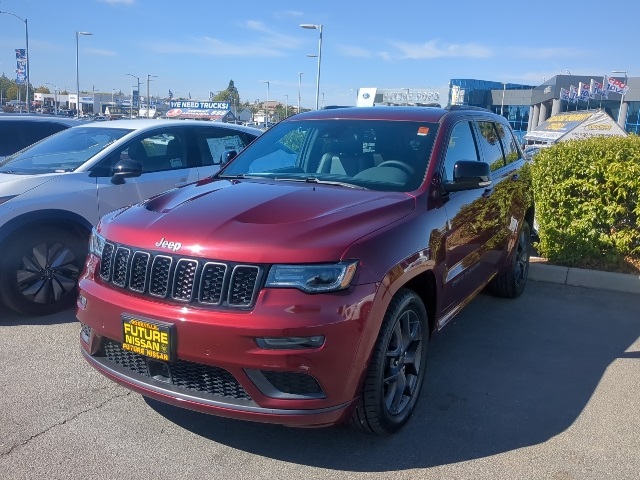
<box><xmin>89</xmin><ymin>228</ymin><xmax>106</xmax><ymax>257</ymax></box>
<box><xmin>265</xmin><ymin>261</ymin><xmax>358</xmax><ymax>293</ymax></box>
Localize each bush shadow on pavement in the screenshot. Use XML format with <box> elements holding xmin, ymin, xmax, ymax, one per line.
<box><xmin>144</xmin><ymin>281</ymin><xmax>640</xmax><ymax>472</ymax></box>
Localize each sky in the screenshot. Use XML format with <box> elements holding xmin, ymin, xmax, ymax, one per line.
<box><xmin>1</xmin><ymin>0</ymin><xmax>639</xmax><ymax>109</ymax></box>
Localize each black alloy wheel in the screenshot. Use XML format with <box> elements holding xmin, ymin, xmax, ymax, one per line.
<box><xmin>491</xmin><ymin>219</ymin><xmax>531</xmax><ymax>298</ymax></box>
<box><xmin>349</xmin><ymin>288</ymin><xmax>428</xmax><ymax>435</ymax></box>
<box><xmin>0</xmin><ymin>227</ymin><xmax>87</xmax><ymax>316</ymax></box>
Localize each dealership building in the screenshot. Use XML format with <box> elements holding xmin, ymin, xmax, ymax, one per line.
<box><xmin>357</xmin><ymin>74</ymin><xmax>639</xmax><ymax>142</ymax></box>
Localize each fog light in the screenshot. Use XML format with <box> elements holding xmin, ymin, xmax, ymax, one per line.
<box><xmin>80</xmin><ymin>323</ymin><xmax>91</xmax><ymax>344</ymax></box>
<box><xmin>256</xmin><ymin>336</ymin><xmax>325</xmax><ymax>350</ymax></box>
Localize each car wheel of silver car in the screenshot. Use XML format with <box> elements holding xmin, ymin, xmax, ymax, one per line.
<box><xmin>349</xmin><ymin>288</ymin><xmax>428</xmax><ymax>435</ymax></box>
<box><xmin>491</xmin><ymin>219</ymin><xmax>531</xmax><ymax>298</ymax></box>
<box><xmin>0</xmin><ymin>227</ymin><xmax>87</xmax><ymax>316</ymax></box>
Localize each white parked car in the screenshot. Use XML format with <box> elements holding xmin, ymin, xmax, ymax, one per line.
<box><xmin>0</xmin><ymin>119</ymin><xmax>261</xmax><ymax>315</ymax></box>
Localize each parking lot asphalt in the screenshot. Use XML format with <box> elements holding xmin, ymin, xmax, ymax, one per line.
<box><xmin>0</xmin><ymin>273</ymin><xmax>638</xmax><ymax>480</ymax></box>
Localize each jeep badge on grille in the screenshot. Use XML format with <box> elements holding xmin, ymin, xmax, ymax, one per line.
<box><xmin>155</xmin><ymin>237</ymin><xmax>182</xmax><ymax>252</ymax></box>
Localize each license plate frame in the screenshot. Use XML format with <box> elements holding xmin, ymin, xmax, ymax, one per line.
<box><xmin>121</xmin><ymin>314</ymin><xmax>174</xmax><ymax>362</ymax></box>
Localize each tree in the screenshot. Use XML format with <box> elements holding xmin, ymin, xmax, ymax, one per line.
<box><xmin>35</xmin><ymin>86</ymin><xmax>51</xmax><ymax>94</ymax></box>
<box><xmin>212</xmin><ymin>79</ymin><xmax>240</xmax><ymax>106</ymax></box>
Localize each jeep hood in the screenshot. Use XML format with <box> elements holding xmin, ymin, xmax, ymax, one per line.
<box><xmin>100</xmin><ymin>179</ymin><xmax>415</xmax><ymax>263</ymax></box>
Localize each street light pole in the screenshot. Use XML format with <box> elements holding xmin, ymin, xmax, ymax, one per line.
<box><xmin>1</xmin><ymin>11</ymin><xmax>30</xmax><ymax>112</ymax></box>
<box><xmin>46</xmin><ymin>82</ymin><xmax>58</xmax><ymax>115</ymax></box>
<box><xmin>284</xmin><ymin>94</ymin><xmax>288</xmax><ymax>118</ymax></box>
<box><xmin>612</xmin><ymin>70</ymin><xmax>628</xmax><ymax>127</ymax></box>
<box><xmin>76</xmin><ymin>31</ymin><xmax>92</xmax><ymax>117</ymax></box>
<box><xmin>260</xmin><ymin>80</ymin><xmax>269</xmax><ymax>126</ymax></box>
<box><xmin>300</xmin><ymin>24</ymin><xmax>323</xmax><ymax>110</ymax></box>
<box><xmin>124</xmin><ymin>73</ymin><xmax>140</xmax><ymax>119</ymax></box>
<box><xmin>147</xmin><ymin>74</ymin><xmax>158</xmax><ymax>118</ymax></box>
<box><xmin>298</xmin><ymin>72</ymin><xmax>303</xmax><ymax>112</ymax></box>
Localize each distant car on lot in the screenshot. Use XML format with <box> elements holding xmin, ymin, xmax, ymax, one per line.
<box><xmin>523</xmin><ymin>144</ymin><xmax>551</xmax><ymax>160</ymax></box>
<box><xmin>0</xmin><ymin>114</ymin><xmax>80</xmax><ymax>161</ymax></box>
<box><xmin>77</xmin><ymin>106</ymin><xmax>534</xmax><ymax>434</ymax></box>
<box><xmin>0</xmin><ymin>119</ymin><xmax>262</xmax><ymax>316</ymax></box>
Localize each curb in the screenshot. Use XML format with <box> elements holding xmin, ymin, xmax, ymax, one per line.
<box><xmin>529</xmin><ymin>257</ymin><xmax>640</xmax><ymax>295</ymax></box>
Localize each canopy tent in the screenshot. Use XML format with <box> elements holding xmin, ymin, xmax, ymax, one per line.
<box><xmin>524</xmin><ymin>109</ymin><xmax>627</xmax><ymax>145</ymax></box>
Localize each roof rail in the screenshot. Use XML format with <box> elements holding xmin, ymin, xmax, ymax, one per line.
<box><xmin>445</xmin><ymin>105</ymin><xmax>492</xmax><ymax>112</ymax></box>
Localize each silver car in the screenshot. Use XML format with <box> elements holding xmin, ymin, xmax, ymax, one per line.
<box><xmin>0</xmin><ymin>119</ymin><xmax>261</xmax><ymax>316</ymax></box>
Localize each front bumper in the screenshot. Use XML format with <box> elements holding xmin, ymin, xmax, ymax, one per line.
<box><xmin>77</xmin><ymin>276</ymin><xmax>379</xmax><ymax>427</ymax></box>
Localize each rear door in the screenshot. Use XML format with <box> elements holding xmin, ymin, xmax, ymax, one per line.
<box><xmin>440</xmin><ymin>119</ymin><xmax>496</xmax><ymax>312</ymax></box>
<box><xmin>474</xmin><ymin>119</ymin><xmax>529</xmax><ymax>269</ymax></box>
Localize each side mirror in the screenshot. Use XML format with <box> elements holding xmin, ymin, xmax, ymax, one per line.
<box><xmin>220</xmin><ymin>150</ymin><xmax>237</xmax><ymax>166</ymax></box>
<box><xmin>443</xmin><ymin>160</ymin><xmax>492</xmax><ymax>193</ymax></box>
<box><xmin>111</xmin><ymin>159</ymin><xmax>143</xmax><ymax>184</ymax></box>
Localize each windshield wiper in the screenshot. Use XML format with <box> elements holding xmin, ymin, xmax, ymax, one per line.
<box><xmin>302</xmin><ymin>177</ymin><xmax>367</xmax><ymax>189</ymax></box>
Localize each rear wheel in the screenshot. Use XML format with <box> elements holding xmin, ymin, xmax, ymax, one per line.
<box><xmin>0</xmin><ymin>227</ymin><xmax>88</xmax><ymax>316</ymax></box>
<box><xmin>491</xmin><ymin>219</ymin><xmax>530</xmax><ymax>298</ymax></box>
<box><xmin>349</xmin><ymin>288</ymin><xmax>428</xmax><ymax>435</ymax></box>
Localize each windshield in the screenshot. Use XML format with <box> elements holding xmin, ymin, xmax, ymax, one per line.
<box><xmin>0</xmin><ymin>126</ymin><xmax>133</xmax><ymax>174</ymax></box>
<box><xmin>219</xmin><ymin>119</ymin><xmax>438</xmax><ymax>192</ymax></box>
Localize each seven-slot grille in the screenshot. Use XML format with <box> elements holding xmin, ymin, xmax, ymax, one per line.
<box><xmin>99</xmin><ymin>241</ymin><xmax>262</xmax><ymax>308</ymax></box>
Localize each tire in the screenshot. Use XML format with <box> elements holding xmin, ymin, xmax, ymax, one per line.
<box><xmin>349</xmin><ymin>288</ymin><xmax>428</xmax><ymax>435</ymax></box>
<box><xmin>0</xmin><ymin>227</ymin><xmax>88</xmax><ymax>316</ymax></box>
<box><xmin>491</xmin><ymin>219</ymin><xmax>530</xmax><ymax>298</ymax></box>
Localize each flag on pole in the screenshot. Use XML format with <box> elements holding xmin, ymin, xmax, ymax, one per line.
<box><xmin>560</xmin><ymin>87</ymin><xmax>570</xmax><ymax>101</ymax></box>
<box><xmin>590</xmin><ymin>79</ymin><xmax>605</xmax><ymax>98</ymax></box>
<box><xmin>578</xmin><ymin>82</ymin><xmax>591</xmax><ymax>101</ymax></box>
<box><xmin>606</xmin><ymin>76</ymin><xmax>629</xmax><ymax>95</ymax></box>
<box><xmin>569</xmin><ymin>85</ymin><xmax>579</xmax><ymax>103</ymax></box>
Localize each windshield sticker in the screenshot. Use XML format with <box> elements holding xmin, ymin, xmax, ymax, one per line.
<box><xmin>417</xmin><ymin>126</ymin><xmax>430</xmax><ymax>136</ymax></box>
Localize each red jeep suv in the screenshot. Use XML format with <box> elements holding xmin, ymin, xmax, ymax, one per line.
<box><xmin>77</xmin><ymin>106</ymin><xmax>534</xmax><ymax>435</ymax></box>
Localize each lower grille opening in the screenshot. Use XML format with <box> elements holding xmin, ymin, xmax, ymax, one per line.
<box><xmin>245</xmin><ymin>369</ymin><xmax>326</xmax><ymax>400</ymax></box>
<box><xmin>100</xmin><ymin>338</ymin><xmax>252</xmax><ymax>401</ymax></box>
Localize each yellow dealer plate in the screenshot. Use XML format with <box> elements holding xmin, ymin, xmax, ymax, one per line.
<box><xmin>122</xmin><ymin>315</ymin><xmax>173</xmax><ymax>362</ymax></box>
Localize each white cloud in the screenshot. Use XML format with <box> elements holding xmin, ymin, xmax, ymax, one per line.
<box><xmin>336</xmin><ymin>44</ymin><xmax>374</xmax><ymax>58</ymax></box>
<box><xmin>145</xmin><ymin>20</ymin><xmax>300</xmax><ymax>57</ymax></box>
<box><xmin>146</xmin><ymin>37</ymin><xmax>286</xmax><ymax>57</ymax></box>
<box><xmin>274</xmin><ymin>10</ymin><xmax>303</xmax><ymax>18</ymax></box>
<box><xmin>390</xmin><ymin>39</ymin><xmax>493</xmax><ymax>59</ymax></box>
<box><xmin>243</xmin><ymin>20</ymin><xmax>300</xmax><ymax>49</ymax></box>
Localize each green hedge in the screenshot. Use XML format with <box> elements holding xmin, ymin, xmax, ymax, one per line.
<box><xmin>530</xmin><ymin>136</ymin><xmax>640</xmax><ymax>270</ymax></box>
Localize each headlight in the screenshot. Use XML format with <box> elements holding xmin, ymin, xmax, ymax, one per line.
<box><xmin>89</xmin><ymin>228</ymin><xmax>106</xmax><ymax>257</ymax></box>
<box><xmin>265</xmin><ymin>261</ymin><xmax>358</xmax><ymax>293</ymax></box>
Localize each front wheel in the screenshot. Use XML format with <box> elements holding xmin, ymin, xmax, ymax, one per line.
<box><xmin>0</xmin><ymin>227</ymin><xmax>88</xmax><ymax>316</ymax></box>
<box><xmin>349</xmin><ymin>288</ymin><xmax>429</xmax><ymax>435</ymax></box>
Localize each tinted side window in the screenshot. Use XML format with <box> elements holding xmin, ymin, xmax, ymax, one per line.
<box><xmin>498</xmin><ymin>123</ymin><xmax>521</xmax><ymax>165</ymax></box>
<box><xmin>197</xmin><ymin>128</ymin><xmax>256</xmax><ymax>166</ymax></box>
<box><xmin>116</xmin><ymin>130</ymin><xmax>189</xmax><ymax>173</ymax></box>
<box><xmin>476</xmin><ymin>121</ymin><xmax>506</xmax><ymax>171</ymax></box>
<box><xmin>442</xmin><ymin>121</ymin><xmax>478</xmax><ymax>182</ymax></box>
